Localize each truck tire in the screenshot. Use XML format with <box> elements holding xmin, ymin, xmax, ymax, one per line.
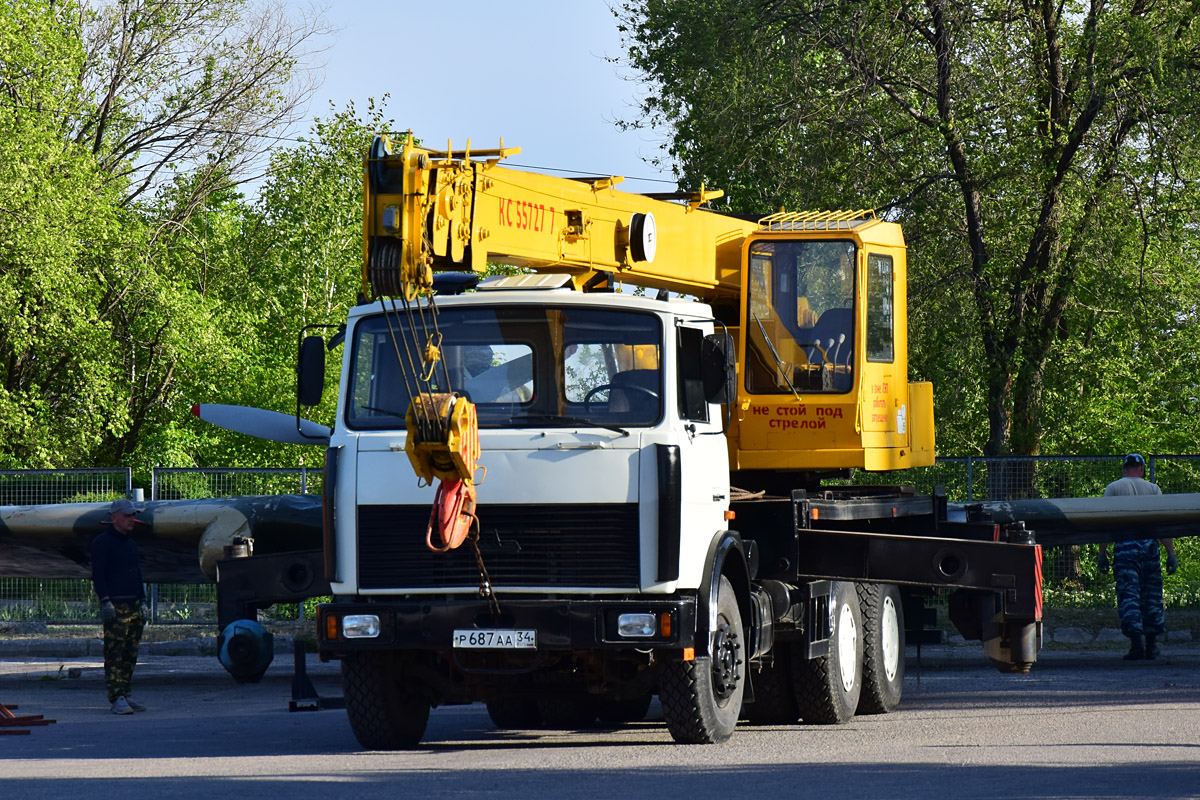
<box><xmin>741</xmin><ymin>643</ymin><xmax>800</xmax><ymax>725</ymax></box>
<box><xmin>485</xmin><ymin>696</ymin><xmax>542</xmax><ymax>729</ymax></box>
<box><xmin>857</xmin><ymin>582</ymin><xmax>905</xmax><ymax>714</ymax></box>
<box><xmin>660</xmin><ymin>575</ymin><xmax>745</xmax><ymax>743</ymax></box>
<box><xmin>342</xmin><ymin>651</ymin><xmax>430</xmax><ymax>749</ymax></box>
<box><xmin>793</xmin><ymin>580</ymin><xmax>862</xmax><ymax>724</ymax></box>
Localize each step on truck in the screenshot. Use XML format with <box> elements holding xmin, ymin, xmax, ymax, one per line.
<box><xmin>305</xmin><ymin>134</ymin><xmax>1043</xmax><ymax>747</ymax></box>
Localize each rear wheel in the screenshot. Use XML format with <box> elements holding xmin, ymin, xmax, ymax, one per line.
<box><xmin>342</xmin><ymin>651</ymin><xmax>430</xmax><ymax>749</ymax></box>
<box><xmin>857</xmin><ymin>583</ymin><xmax>905</xmax><ymax>714</ymax></box>
<box><xmin>660</xmin><ymin>576</ymin><xmax>745</xmax><ymax>743</ymax></box>
<box><xmin>793</xmin><ymin>580</ymin><xmax>862</xmax><ymax>724</ymax></box>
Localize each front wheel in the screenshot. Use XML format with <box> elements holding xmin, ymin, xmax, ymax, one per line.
<box><xmin>660</xmin><ymin>575</ymin><xmax>745</xmax><ymax>743</ymax></box>
<box><xmin>857</xmin><ymin>582</ymin><xmax>905</xmax><ymax>714</ymax></box>
<box><xmin>793</xmin><ymin>580</ymin><xmax>862</xmax><ymax>724</ymax></box>
<box><xmin>342</xmin><ymin>651</ymin><xmax>430</xmax><ymax>749</ymax></box>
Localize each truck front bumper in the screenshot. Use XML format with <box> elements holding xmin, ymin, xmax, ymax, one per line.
<box><xmin>317</xmin><ymin>596</ymin><xmax>698</xmax><ymax>653</ymax></box>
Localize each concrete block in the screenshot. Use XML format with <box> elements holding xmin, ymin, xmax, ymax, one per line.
<box><xmin>1166</xmin><ymin>629</ymin><xmax>1192</xmax><ymax>642</ymax></box>
<box><xmin>0</xmin><ymin>640</ymin><xmax>30</xmax><ymax>657</ymax></box>
<box><xmin>1096</xmin><ymin>628</ymin><xmax>1126</xmax><ymax>643</ymax></box>
<box><xmin>26</xmin><ymin>638</ymin><xmax>87</xmax><ymax>657</ymax></box>
<box><xmin>145</xmin><ymin>639</ymin><xmax>205</xmax><ymax>657</ymax></box>
<box><xmin>1052</xmin><ymin>627</ymin><xmax>1093</xmax><ymax>644</ymax></box>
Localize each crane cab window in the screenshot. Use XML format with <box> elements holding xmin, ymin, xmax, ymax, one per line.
<box><xmin>745</xmin><ymin>239</ymin><xmax>857</xmax><ymax>394</ymax></box>
<box><xmin>866</xmin><ymin>253</ymin><xmax>894</xmax><ymax>363</ymax></box>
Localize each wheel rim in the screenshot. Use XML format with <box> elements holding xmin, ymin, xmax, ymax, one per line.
<box><xmin>881</xmin><ymin>595</ymin><xmax>900</xmax><ymax>682</ymax></box>
<box><xmin>711</xmin><ymin>617</ymin><xmax>742</xmax><ymax>701</ymax></box>
<box><xmin>837</xmin><ymin>602</ymin><xmax>858</xmax><ymax>693</ymax></box>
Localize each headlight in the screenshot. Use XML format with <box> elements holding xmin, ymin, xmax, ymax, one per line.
<box><xmin>342</xmin><ymin>614</ymin><xmax>381</xmax><ymax>638</ymax></box>
<box><xmin>617</xmin><ymin>613</ymin><xmax>656</xmax><ymax>638</ymax></box>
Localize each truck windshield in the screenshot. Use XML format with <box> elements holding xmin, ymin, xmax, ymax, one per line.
<box><xmin>346</xmin><ymin>305</ymin><xmax>663</xmax><ymax>430</ymax></box>
<box><xmin>745</xmin><ymin>239</ymin><xmax>857</xmax><ymax>394</ymax></box>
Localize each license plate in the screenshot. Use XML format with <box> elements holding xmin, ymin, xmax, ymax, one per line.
<box><xmin>452</xmin><ymin>629</ymin><xmax>537</xmax><ymax>649</ymax></box>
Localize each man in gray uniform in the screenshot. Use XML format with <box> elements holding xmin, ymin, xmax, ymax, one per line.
<box><xmin>1098</xmin><ymin>453</ymin><xmax>1178</xmax><ymax>660</ymax></box>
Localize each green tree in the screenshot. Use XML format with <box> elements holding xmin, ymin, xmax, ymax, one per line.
<box><xmin>0</xmin><ymin>1</ymin><xmax>130</xmax><ymax>467</ymax></box>
<box><xmin>618</xmin><ymin>0</ymin><xmax>1200</xmax><ymax>459</ymax></box>
<box><xmin>147</xmin><ymin>101</ymin><xmax>394</xmax><ymax>469</ymax></box>
<box><xmin>70</xmin><ymin>0</ymin><xmax>326</xmax><ymax>214</ymax></box>
<box><xmin>0</xmin><ymin>0</ymin><xmax>329</xmax><ymax>474</ymax></box>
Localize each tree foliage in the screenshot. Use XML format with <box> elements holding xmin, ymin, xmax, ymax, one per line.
<box><xmin>618</xmin><ymin>0</ymin><xmax>1200</xmax><ymax>457</ymax></box>
<box><xmin>71</xmin><ymin>0</ymin><xmax>324</xmax><ymax>214</ymax></box>
<box><xmin>0</xmin><ymin>0</ymin><xmax>335</xmax><ymax>475</ymax></box>
<box><xmin>0</xmin><ymin>2</ymin><xmax>127</xmax><ymax>467</ymax></box>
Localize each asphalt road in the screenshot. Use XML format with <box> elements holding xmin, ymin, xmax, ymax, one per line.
<box><xmin>2</xmin><ymin>647</ymin><xmax>1199</xmax><ymax>799</ymax></box>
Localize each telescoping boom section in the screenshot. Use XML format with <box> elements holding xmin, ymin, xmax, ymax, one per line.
<box><xmin>362</xmin><ymin>134</ymin><xmax>933</xmax><ymax>475</ymax></box>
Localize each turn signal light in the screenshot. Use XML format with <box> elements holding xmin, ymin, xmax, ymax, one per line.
<box><xmin>325</xmin><ymin>613</ymin><xmax>338</xmax><ymax>641</ymax></box>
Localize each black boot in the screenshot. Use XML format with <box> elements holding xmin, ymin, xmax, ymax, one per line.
<box><xmin>1124</xmin><ymin>633</ymin><xmax>1145</xmax><ymax>660</ymax></box>
<box><xmin>1145</xmin><ymin>634</ymin><xmax>1158</xmax><ymax>660</ymax></box>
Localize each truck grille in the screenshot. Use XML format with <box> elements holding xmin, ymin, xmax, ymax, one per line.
<box><xmin>356</xmin><ymin>504</ymin><xmax>640</xmax><ymax>590</ymax></box>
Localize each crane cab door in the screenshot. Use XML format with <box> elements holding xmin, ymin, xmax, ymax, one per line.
<box><xmin>859</xmin><ymin>248</ymin><xmax>911</xmax><ymax>470</ymax></box>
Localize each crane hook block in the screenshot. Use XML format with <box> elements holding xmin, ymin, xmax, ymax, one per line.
<box><xmin>405</xmin><ymin>393</ymin><xmax>481</xmax><ymax>486</ymax></box>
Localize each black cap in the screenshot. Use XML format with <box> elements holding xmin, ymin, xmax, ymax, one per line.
<box><xmin>1123</xmin><ymin>453</ymin><xmax>1145</xmax><ymax>469</ymax></box>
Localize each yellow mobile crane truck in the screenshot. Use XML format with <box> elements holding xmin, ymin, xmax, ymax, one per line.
<box><xmin>304</xmin><ymin>134</ymin><xmax>1043</xmax><ymax>747</ymax></box>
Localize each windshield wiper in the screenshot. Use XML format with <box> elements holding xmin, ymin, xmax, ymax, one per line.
<box><xmin>753</xmin><ymin>313</ymin><xmax>802</xmax><ymax>400</ymax></box>
<box><xmin>508</xmin><ymin>414</ymin><xmax>630</xmax><ymax>437</ymax></box>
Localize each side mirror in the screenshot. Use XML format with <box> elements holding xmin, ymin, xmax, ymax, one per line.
<box><xmin>701</xmin><ymin>332</ymin><xmax>735</xmax><ymax>404</ymax></box>
<box><xmin>297</xmin><ymin>335</ymin><xmax>326</xmax><ymax>407</ymax></box>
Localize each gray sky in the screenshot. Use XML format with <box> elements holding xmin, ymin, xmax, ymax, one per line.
<box><xmin>299</xmin><ymin>0</ymin><xmax>676</xmax><ymax>191</ymax></box>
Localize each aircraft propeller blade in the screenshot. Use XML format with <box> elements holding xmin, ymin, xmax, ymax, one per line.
<box><xmin>192</xmin><ymin>404</ymin><xmax>331</xmax><ymax>445</ymax></box>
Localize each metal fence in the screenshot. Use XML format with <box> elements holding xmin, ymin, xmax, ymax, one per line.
<box><xmin>2</xmin><ymin>458</ymin><xmax>1197</xmax><ymax>623</ymax></box>
<box><xmin>152</xmin><ymin>466</ymin><xmax>320</xmax><ymax>500</ymax></box>
<box><xmin>0</xmin><ymin>468</ymin><xmax>131</xmax><ymax>506</ymax></box>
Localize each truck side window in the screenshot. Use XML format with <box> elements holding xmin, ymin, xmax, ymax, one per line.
<box><xmin>676</xmin><ymin>326</ymin><xmax>709</xmax><ymax>422</ymax></box>
<box><xmin>865</xmin><ymin>253</ymin><xmax>894</xmax><ymax>363</ymax></box>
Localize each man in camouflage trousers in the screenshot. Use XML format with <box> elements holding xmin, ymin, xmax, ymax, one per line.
<box><xmin>91</xmin><ymin>498</ymin><xmax>150</xmax><ymax>714</ymax></box>
<box><xmin>1098</xmin><ymin>454</ymin><xmax>1178</xmax><ymax>660</ymax></box>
